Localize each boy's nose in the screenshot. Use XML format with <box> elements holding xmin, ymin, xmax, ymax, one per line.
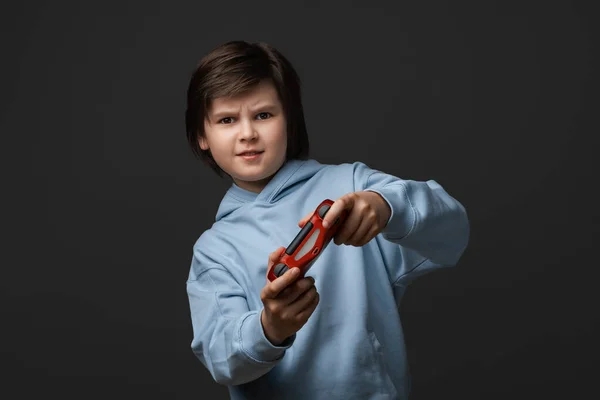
<box><xmin>239</xmin><ymin>120</ymin><xmax>258</xmax><ymax>141</ymax></box>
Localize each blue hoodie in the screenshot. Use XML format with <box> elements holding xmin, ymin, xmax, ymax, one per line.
<box><xmin>186</xmin><ymin>159</ymin><xmax>469</xmax><ymax>399</ymax></box>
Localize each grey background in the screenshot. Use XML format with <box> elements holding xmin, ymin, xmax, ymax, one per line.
<box><xmin>2</xmin><ymin>0</ymin><xmax>597</xmax><ymax>398</ymax></box>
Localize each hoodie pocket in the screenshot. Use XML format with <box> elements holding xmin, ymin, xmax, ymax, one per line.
<box><xmin>368</xmin><ymin>331</ymin><xmax>398</xmax><ymax>398</ymax></box>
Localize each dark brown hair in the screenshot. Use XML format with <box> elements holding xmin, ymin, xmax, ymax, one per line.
<box><xmin>185</xmin><ymin>41</ymin><xmax>310</xmax><ymax>177</ymax></box>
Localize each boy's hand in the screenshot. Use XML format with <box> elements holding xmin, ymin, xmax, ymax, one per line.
<box><xmin>298</xmin><ymin>191</ymin><xmax>391</xmax><ymax>247</ymax></box>
<box><xmin>260</xmin><ymin>247</ymin><xmax>320</xmax><ymax>345</ymax></box>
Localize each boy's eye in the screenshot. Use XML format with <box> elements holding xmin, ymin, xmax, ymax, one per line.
<box><xmin>256</xmin><ymin>112</ymin><xmax>271</xmax><ymax>120</ymax></box>
<box><xmin>218</xmin><ymin>117</ymin><xmax>234</xmax><ymax>124</ymax></box>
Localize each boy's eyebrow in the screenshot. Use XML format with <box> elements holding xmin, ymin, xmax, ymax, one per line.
<box><xmin>248</xmin><ymin>99</ymin><xmax>278</xmax><ymax>110</ymax></box>
<box><xmin>209</xmin><ymin>109</ymin><xmax>238</xmax><ymax>119</ymax></box>
<box><xmin>209</xmin><ymin>102</ymin><xmax>279</xmax><ymax>118</ymax></box>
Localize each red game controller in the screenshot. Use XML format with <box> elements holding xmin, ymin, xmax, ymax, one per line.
<box><xmin>267</xmin><ymin>199</ymin><xmax>348</xmax><ymax>282</ymax></box>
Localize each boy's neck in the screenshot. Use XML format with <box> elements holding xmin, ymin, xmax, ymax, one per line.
<box><xmin>233</xmin><ymin>175</ymin><xmax>274</xmax><ymax>194</ymax></box>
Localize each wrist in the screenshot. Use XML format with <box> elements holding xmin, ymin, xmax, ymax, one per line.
<box><xmin>366</xmin><ymin>190</ymin><xmax>391</xmax><ymax>227</ymax></box>
<box><xmin>260</xmin><ymin>310</ymin><xmax>285</xmax><ymax>346</ymax></box>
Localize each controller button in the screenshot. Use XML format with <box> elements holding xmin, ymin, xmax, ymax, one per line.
<box><xmin>274</xmin><ymin>263</ymin><xmax>289</xmax><ymax>277</ymax></box>
<box><xmin>318</xmin><ymin>204</ymin><xmax>331</xmax><ymax>218</ymax></box>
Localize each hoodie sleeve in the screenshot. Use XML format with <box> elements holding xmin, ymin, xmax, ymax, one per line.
<box><xmin>352</xmin><ymin>162</ymin><xmax>470</xmax><ymax>273</ymax></box>
<box><xmin>186</xmin><ymin>260</ymin><xmax>295</xmax><ymax>386</ymax></box>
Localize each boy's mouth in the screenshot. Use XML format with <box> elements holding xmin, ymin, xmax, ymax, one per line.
<box><xmin>237</xmin><ymin>150</ymin><xmax>264</xmax><ymax>156</ymax></box>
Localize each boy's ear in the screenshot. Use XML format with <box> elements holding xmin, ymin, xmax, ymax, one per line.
<box><xmin>199</xmin><ymin>136</ymin><xmax>209</xmax><ymax>150</ymax></box>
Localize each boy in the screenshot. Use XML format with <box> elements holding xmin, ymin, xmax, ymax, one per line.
<box><xmin>185</xmin><ymin>40</ymin><xmax>469</xmax><ymax>399</ymax></box>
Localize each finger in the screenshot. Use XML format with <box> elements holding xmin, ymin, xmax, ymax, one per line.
<box><xmin>355</xmin><ymin>224</ymin><xmax>381</xmax><ymax>247</ymax></box>
<box><xmin>279</xmin><ymin>276</ymin><xmax>315</xmax><ymax>305</ymax></box>
<box><xmin>278</xmin><ymin>276</ymin><xmax>313</xmax><ymax>297</ymax></box>
<box><xmin>334</xmin><ymin>208</ymin><xmax>363</xmax><ymax>245</ymax></box>
<box><xmin>266</xmin><ymin>247</ymin><xmax>287</xmax><ymax>279</ymax></box>
<box><xmin>268</xmin><ymin>247</ymin><xmax>286</xmax><ymax>265</ymax></box>
<box><xmin>323</xmin><ymin>194</ymin><xmax>355</xmax><ymax>229</ymax></box>
<box><xmin>264</xmin><ymin>267</ymin><xmax>301</xmax><ymax>299</ymax></box>
<box><xmin>346</xmin><ymin>212</ymin><xmax>375</xmax><ymax>246</ymax></box>
<box><xmin>287</xmin><ymin>285</ymin><xmax>318</xmax><ymax>314</ymax></box>
<box><xmin>297</xmin><ymin>210</ymin><xmax>313</xmax><ymax>227</ymax></box>
<box><xmin>295</xmin><ymin>291</ymin><xmax>320</xmax><ymax>323</ymax></box>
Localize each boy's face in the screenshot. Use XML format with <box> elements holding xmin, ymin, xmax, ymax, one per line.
<box><xmin>200</xmin><ymin>80</ymin><xmax>288</xmax><ymax>193</ymax></box>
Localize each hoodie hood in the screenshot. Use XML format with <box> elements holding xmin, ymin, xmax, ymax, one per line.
<box><xmin>215</xmin><ymin>159</ymin><xmax>327</xmax><ymax>221</ymax></box>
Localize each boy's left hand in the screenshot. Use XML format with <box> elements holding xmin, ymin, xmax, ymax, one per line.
<box><xmin>298</xmin><ymin>191</ymin><xmax>391</xmax><ymax>247</ymax></box>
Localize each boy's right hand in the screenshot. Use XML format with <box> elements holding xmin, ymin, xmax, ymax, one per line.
<box><xmin>260</xmin><ymin>247</ymin><xmax>320</xmax><ymax>346</ymax></box>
